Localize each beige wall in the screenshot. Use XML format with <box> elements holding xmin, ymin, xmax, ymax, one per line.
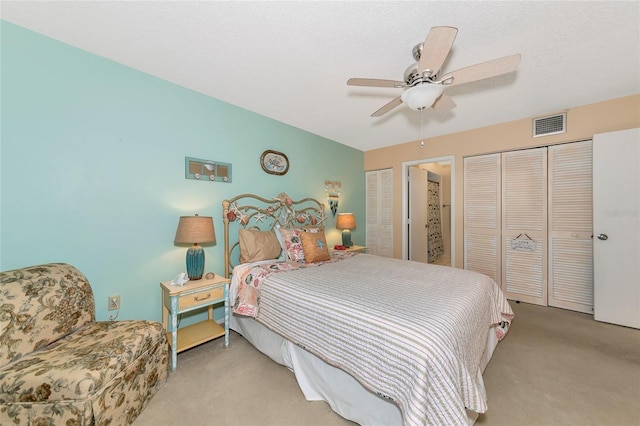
<box><xmin>364</xmin><ymin>94</ymin><xmax>640</xmax><ymax>266</ymax></box>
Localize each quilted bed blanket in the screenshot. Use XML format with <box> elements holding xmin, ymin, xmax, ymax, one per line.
<box><xmin>232</xmin><ymin>253</ymin><xmax>513</xmax><ymax>425</ymax></box>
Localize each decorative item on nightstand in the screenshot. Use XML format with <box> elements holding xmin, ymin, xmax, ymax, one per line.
<box><xmin>336</xmin><ymin>212</ymin><xmax>356</xmax><ymax>248</ymax></box>
<box><xmin>174</xmin><ymin>214</ymin><xmax>216</xmax><ymax>280</ymax></box>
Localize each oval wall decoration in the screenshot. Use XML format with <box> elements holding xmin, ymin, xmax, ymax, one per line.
<box><xmin>260</xmin><ymin>150</ymin><xmax>289</xmax><ymax>175</ymax></box>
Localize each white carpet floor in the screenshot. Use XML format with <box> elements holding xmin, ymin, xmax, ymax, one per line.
<box><xmin>135</xmin><ymin>302</ymin><xmax>640</xmax><ymax>426</ymax></box>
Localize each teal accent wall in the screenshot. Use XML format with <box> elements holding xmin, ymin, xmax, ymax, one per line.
<box><xmin>0</xmin><ymin>21</ymin><xmax>365</xmax><ymax>323</ymax></box>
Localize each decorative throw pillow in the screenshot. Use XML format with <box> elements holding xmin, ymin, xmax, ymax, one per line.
<box><xmin>273</xmin><ymin>223</ymin><xmax>286</xmax><ymax>261</ymax></box>
<box><xmin>300</xmin><ymin>231</ymin><xmax>330</xmax><ymax>263</ymax></box>
<box><xmin>278</xmin><ymin>227</ymin><xmax>305</xmax><ymax>263</ymax></box>
<box><xmin>302</xmin><ymin>227</ymin><xmax>321</xmax><ymax>233</ymax></box>
<box><xmin>238</xmin><ymin>229</ymin><xmax>282</xmax><ymax>263</ymax></box>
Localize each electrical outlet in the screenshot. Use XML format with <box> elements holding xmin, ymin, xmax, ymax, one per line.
<box><xmin>108</xmin><ymin>295</ymin><xmax>120</xmax><ymax>311</ymax></box>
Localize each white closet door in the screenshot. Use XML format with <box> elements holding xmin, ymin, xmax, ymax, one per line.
<box><xmin>366</xmin><ymin>171</ymin><xmax>380</xmax><ymax>254</ymax></box>
<box><xmin>378</xmin><ymin>169</ymin><xmax>393</xmax><ymax>257</ymax></box>
<box><xmin>548</xmin><ymin>141</ymin><xmax>593</xmax><ymax>313</ymax></box>
<box><xmin>593</xmin><ymin>128</ymin><xmax>640</xmax><ymax>328</ymax></box>
<box><xmin>464</xmin><ymin>154</ymin><xmax>501</xmax><ymax>284</ymax></box>
<box><xmin>366</xmin><ymin>169</ymin><xmax>393</xmax><ymax>257</ymax></box>
<box><xmin>502</xmin><ymin>148</ymin><xmax>547</xmax><ymax>305</ymax></box>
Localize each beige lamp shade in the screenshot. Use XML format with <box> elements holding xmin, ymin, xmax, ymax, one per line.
<box><xmin>336</xmin><ymin>213</ymin><xmax>356</xmax><ymax>230</ymax></box>
<box><xmin>174</xmin><ymin>214</ymin><xmax>216</xmax><ymax>244</ymax></box>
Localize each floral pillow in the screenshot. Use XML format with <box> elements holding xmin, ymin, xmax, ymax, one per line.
<box><xmin>278</xmin><ymin>227</ymin><xmax>305</xmax><ymax>263</ymax></box>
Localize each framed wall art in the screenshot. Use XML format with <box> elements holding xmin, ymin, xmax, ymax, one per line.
<box><xmin>185</xmin><ymin>156</ymin><xmax>232</xmax><ymax>182</ymax></box>
<box><xmin>260</xmin><ymin>150</ymin><xmax>289</xmax><ymax>175</ymax></box>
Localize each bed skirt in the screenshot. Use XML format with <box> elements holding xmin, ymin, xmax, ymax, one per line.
<box><xmin>230</xmin><ymin>314</ymin><xmax>498</xmax><ymax>425</ymax></box>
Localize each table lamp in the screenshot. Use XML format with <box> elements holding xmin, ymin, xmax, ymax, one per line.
<box><xmin>174</xmin><ymin>214</ymin><xmax>216</xmax><ymax>280</ymax></box>
<box><xmin>336</xmin><ymin>213</ymin><xmax>356</xmax><ymax>248</ymax></box>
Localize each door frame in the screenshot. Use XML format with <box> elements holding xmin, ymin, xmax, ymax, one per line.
<box><xmin>408</xmin><ymin>166</ymin><xmax>429</xmax><ymax>263</ymax></box>
<box><xmin>402</xmin><ymin>155</ymin><xmax>455</xmax><ymax>265</ymax></box>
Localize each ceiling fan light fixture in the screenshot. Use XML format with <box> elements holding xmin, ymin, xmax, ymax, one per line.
<box><xmin>401</xmin><ymin>84</ymin><xmax>444</xmax><ymax>111</ymax></box>
<box><xmin>347</xmin><ymin>27</ymin><xmax>520</xmax><ymax>118</ymax></box>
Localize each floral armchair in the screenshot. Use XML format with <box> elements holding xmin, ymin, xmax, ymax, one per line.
<box><xmin>0</xmin><ymin>263</ymin><xmax>168</xmax><ymax>425</ymax></box>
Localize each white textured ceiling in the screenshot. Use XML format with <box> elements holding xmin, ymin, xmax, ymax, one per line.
<box><xmin>2</xmin><ymin>1</ymin><xmax>639</xmax><ymax>151</ymax></box>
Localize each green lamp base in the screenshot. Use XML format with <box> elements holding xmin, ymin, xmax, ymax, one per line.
<box><xmin>186</xmin><ymin>244</ymin><xmax>205</xmax><ymax>280</ymax></box>
<box><xmin>341</xmin><ymin>230</ymin><xmax>353</xmax><ymax>248</ymax></box>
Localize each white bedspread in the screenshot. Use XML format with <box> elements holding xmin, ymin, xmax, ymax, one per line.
<box><xmin>233</xmin><ymin>254</ymin><xmax>513</xmax><ymax>426</ymax></box>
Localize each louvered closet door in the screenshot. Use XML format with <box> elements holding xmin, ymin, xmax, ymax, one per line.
<box><xmin>464</xmin><ymin>154</ymin><xmax>501</xmax><ymax>284</ymax></box>
<box><xmin>366</xmin><ymin>169</ymin><xmax>393</xmax><ymax>257</ymax></box>
<box><xmin>502</xmin><ymin>148</ymin><xmax>548</xmax><ymax>305</ymax></box>
<box><xmin>366</xmin><ymin>171</ymin><xmax>380</xmax><ymax>254</ymax></box>
<box><xmin>378</xmin><ymin>169</ymin><xmax>393</xmax><ymax>257</ymax></box>
<box><xmin>548</xmin><ymin>141</ymin><xmax>593</xmax><ymax>313</ymax></box>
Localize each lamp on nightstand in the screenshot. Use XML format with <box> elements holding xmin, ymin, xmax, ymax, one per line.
<box><xmin>336</xmin><ymin>213</ymin><xmax>356</xmax><ymax>248</ymax></box>
<box><xmin>174</xmin><ymin>214</ymin><xmax>216</xmax><ymax>280</ymax></box>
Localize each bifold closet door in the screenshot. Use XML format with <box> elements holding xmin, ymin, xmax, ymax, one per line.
<box><xmin>548</xmin><ymin>141</ymin><xmax>593</xmax><ymax>313</ymax></box>
<box><xmin>366</xmin><ymin>169</ymin><xmax>393</xmax><ymax>257</ymax></box>
<box><xmin>464</xmin><ymin>154</ymin><xmax>501</xmax><ymax>284</ymax></box>
<box><xmin>501</xmin><ymin>148</ymin><xmax>547</xmax><ymax>306</ymax></box>
<box><xmin>465</xmin><ymin>143</ymin><xmax>593</xmax><ymax>311</ymax></box>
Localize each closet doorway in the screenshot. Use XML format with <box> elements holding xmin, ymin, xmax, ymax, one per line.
<box><xmin>403</xmin><ymin>156</ymin><xmax>454</xmax><ymax>266</ymax></box>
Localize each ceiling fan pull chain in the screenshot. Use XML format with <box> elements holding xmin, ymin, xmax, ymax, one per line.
<box><xmin>420</xmin><ymin>108</ymin><xmax>425</xmax><ymax>149</ymax></box>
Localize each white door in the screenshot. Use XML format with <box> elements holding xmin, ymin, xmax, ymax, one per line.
<box><xmin>366</xmin><ymin>169</ymin><xmax>394</xmax><ymax>257</ymax></box>
<box><xmin>501</xmin><ymin>147</ymin><xmax>548</xmax><ymax>306</ymax></box>
<box><xmin>409</xmin><ymin>166</ymin><xmax>428</xmax><ymax>262</ymax></box>
<box><xmin>593</xmin><ymin>128</ymin><xmax>640</xmax><ymax>329</ymax></box>
<box><xmin>548</xmin><ymin>141</ymin><xmax>594</xmax><ymax>314</ymax></box>
<box><xmin>464</xmin><ymin>154</ymin><xmax>502</xmax><ymax>284</ymax></box>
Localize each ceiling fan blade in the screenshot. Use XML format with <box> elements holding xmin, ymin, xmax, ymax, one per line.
<box><xmin>347</xmin><ymin>78</ymin><xmax>405</xmax><ymax>88</ymax></box>
<box><xmin>441</xmin><ymin>53</ymin><xmax>521</xmax><ymax>86</ymax></box>
<box><xmin>371</xmin><ymin>96</ymin><xmax>403</xmax><ymax>117</ymax></box>
<box><xmin>432</xmin><ymin>93</ymin><xmax>456</xmax><ymax>111</ymax></box>
<box><xmin>418</xmin><ymin>26</ymin><xmax>458</xmax><ymax>76</ymax></box>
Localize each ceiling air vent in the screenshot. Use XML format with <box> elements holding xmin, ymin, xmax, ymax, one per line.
<box><xmin>533</xmin><ymin>113</ymin><xmax>566</xmax><ymax>137</ymax></box>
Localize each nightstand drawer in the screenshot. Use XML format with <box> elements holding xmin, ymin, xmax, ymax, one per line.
<box><xmin>178</xmin><ymin>286</ymin><xmax>224</xmax><ymax>310</ymax></box>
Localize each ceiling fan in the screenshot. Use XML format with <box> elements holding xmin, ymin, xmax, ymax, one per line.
<box><xmin>347</xmin><ymin>26</ymin><xmax>521</xmax><ymax>117</ymax></box>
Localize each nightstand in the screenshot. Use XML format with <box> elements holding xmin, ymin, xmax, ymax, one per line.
<box><xmin>160</xmin><ymin>274</ymin><xmax>230</xmax><ymax>370</ymax></box>
<box><xmin>346</xmin><ymin>245</ymin><xmax>367</xmax><ymax>253</ymax></box>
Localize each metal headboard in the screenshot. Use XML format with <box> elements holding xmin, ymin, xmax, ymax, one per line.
<box><xmin>222</xmin><ymin>192</ymin><xmax>325</xmax><ymax>278</ymax></box>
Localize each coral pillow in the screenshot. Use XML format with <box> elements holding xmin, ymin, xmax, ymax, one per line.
<box><xmin>300</xmin><ymin>231</ymin><xmax>330</xmax><ymax>263</ymax></box>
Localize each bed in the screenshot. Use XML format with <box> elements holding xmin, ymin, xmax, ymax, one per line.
<box><xmin>222</xmin><ymin>193</ymin><xmax>514</xmax><ymax>426</ymax></box>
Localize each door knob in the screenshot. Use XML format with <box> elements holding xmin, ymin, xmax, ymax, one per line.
<box><xmin>597</xmin><ymin>234</ymin><xmax>608</xmax><ymax>240</ymax></box>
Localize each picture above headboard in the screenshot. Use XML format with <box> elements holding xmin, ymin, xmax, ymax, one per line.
<box><xmin>222</xmin><ymin>192</ymin><xmax>325</xmax><ymax>277</ymax></box>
